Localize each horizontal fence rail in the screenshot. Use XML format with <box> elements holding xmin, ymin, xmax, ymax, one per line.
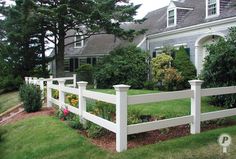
<box><xmin>83</xmin><ymin>112</ymin><xmax>117</xmax><ymax>133</ymax></box>
<box><xmin>201</xmin><ymin>108</ymin><xmax>236</xmax><ymax>121</ymax></box>
<box><xmin>201</xmin><ymin>86</ymin><xmax>236</xmax><ymax>97</ymax></box>
<box><xmin>26</xmin><ymin>77</ymin><xmax>236</xmax><ymax>152</ymax></box>
<box><xmin>84</xmin><ymin>90</ymin><xmax>116</xmax><ymax>104</ymax></box>
<box><xmin>128</xmin><ymin>90</ymin><xmax>193</xmax><ymax>105</ymax></box>
<box><xmin>128</xmin><ymin>115</ymin><xmax>193</xmax><ymax>135</ymax></box>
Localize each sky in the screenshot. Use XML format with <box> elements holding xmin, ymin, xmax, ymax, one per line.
<box><xmin>130</xmin><ymin>0</ymin><xmax>170</xmax><ymax>19</ymax></box>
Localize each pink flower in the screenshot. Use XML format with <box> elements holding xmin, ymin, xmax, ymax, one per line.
<box><xmin>63</xmin><ymin>108</ymin><xmax>69</xmax><ymax>116</ymax></box>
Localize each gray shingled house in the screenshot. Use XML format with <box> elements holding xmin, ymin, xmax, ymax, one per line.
<box><xmin>50</xmin><ymin>0</ymin><xmax>236</xmax><ymax>77</ymax></box>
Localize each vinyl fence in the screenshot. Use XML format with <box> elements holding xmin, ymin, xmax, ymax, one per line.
<box><xmin>25</xmin><ymin>77</ymin><xmax>236</xmax><ymax>152</ymax></box>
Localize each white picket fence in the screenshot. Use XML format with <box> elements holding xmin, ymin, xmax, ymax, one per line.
<box><xmin>25</xmin><ymin>77</ymin><xmax>236</xmax><ymax>152</ymax></box>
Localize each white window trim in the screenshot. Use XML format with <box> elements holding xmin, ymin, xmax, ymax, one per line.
<box><xmin>167</xmin><ymin>8</ymin><xmax>177</xmax><ymax>28</ymax></box>
<box><xmin>206</xmin><ymin>0</ymin><xmax>220</xmax><ymax>19</ymax></box>
<box><xmin>74</xmin><ymin>33</ymin><xmax>84</xmax><ymax>48</ymax></box>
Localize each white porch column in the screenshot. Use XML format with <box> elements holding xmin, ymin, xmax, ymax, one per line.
<box><xmin>114</xmin><ymin>84</ymin><xmax>130</xmax><ymax>152</ymax></box>
<box><xmin>189</xmin><ymin>80</ymin><xmax>203</xmax><ymax>134</ymax></box>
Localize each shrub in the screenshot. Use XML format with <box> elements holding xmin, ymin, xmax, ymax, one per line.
<box><xmin>162</xmin><ymin>68</ymin><xmax>183</xmax><ymax>91</ymax></box>
<box><xmin>0</xmin><ymin>75</ymin><xmax>23</xmax><ymax>93</ymax></box>
<box><xmin>201</xmin><ymin>27</ymin><xmax>236</xmax><ymax>108</ymax></box>
<box><xmin>173</xmin><ymin>46</ymin><xmax>196</xmax><ymax>89</ymax></box>
<box><xmin>143</xmin><ymin>81</ymin><xmax>155</xmax><ymax>90</ymax></box>
<box><xmin>76</xmin><ymin>64</ymin><xmax>93</xmax><ymax>84</ymax></box>
<box><xmin>19</xmin><ymin>84</ymin><xmax>42</xmax><ymax>112</ymax></box>
<box><xmin>151</xmin><ymin>53</ymin><xmax>173</xmax><ymax>83</ymax></box>
<box><xmin>95</xmin><ymin>45</ymin><xmax>149</xmax><ymax>89</ymax></box>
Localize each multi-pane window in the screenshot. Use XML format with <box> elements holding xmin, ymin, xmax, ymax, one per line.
<box><xmin>168</xmin><ymin>10</ymin><xmax>175</xmax><ymax>26</ymax></box>
<box><xmin>208</xmin><ymin>0</ymin><xmax>217</xmax><ymax>16</ymax></box>
<box><xmin>64</xmin><ymin>59</ymin><xmax>70</xmax><ymax>72</ymax></box>
<box><xmin>74</xmin><ymin>33</ymin><xmax>84</xmax><ymax>48</ymax></box>
<box><xmin>64</xmin><ymin>57</ymin><xmax>98</xmax><ymax>72</ymax></box>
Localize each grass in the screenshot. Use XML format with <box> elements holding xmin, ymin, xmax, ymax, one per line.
<box><xmin>91</xmin><ymin>89</ymin><xmax>222</xmax><ymax>118</ymax></box>
<box><xmin>0</xmin><ymin>91</ymin><xmax>21</xmax><ymax>114</ymax></box>
<box><xmin>1</xmin><ymin>116</ymin><xmax>236</xmax><ymax>159</ymax></box>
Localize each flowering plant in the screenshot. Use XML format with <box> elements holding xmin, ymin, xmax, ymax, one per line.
<box><xmin>63</xmin><ymin>108</ymin><xmax>69</xmax><ymax>116</ymax></box>
<box><xmin>66</xmin><ymin>94</ymin><xmax>79</xmax><ymax>107</ymax></box>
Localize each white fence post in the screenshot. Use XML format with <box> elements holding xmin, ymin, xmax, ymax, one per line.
<box><xmin>25</xmin><ymin>77</ymin><xmax>29</xmax><ymax>84</ymax></box>
<box><xmin>189</xmin><ymin>80</ymin><xmax>204</xmax><ymax>134</ymax></box>
<box><xmin>47</xmin><ymin>79</ymin><xmax>53</xmax><ymax>107</ymax></box>
<box><xmin>58</xmin><ymin>79</ymin><xmax>66</xmax><ymax>109</ymax></box>
<box><xmin>77</xmin><ymin>81</ymin><xmax>88</xmax><ymax>122</ymax></box>
<box><xmin>73</xmin><ymin>74</ymin><xmax>77</xmax><ymax>88</ymax></box>
<box><xmin>33</xmin><ymin>77</ymin><xmax>38</xmax><ymax>85</ymax></box>
<box><xmin>113</xmin><ymin>84</ymin><xmax>130</xmax><ymax>152</ymax></box>
<box><xmin>39</xmin><ymin>78</ymin><xmax>44</xmax><ymax>98</ymax></box>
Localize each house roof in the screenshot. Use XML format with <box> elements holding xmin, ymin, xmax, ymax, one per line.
<box><xmin>62</xmin><ymin>0</ymin><xmax>236</xmax><ymax>57</ymax></box>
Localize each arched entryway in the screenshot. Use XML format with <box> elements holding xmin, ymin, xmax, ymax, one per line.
<box><xmin>195</xmin><ymin>33</ymin><xmax>225</xmax><ymax>74</ymax></box>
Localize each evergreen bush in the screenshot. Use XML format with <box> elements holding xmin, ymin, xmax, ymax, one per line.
<box><xmin>19</xmin><ymin>84</ymin><xmax>42</xmax><ymax>112</ymax></box>
<box><xmin>173</xmin><ymin>46</ymin><xmax>196</xmax><ymax>89</ymax></box>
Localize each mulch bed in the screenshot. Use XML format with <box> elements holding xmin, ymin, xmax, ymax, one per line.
<box><xmin>3</xmin><ymin>108</ymin><xmax>236</xmax><ymax>152</ymax></box>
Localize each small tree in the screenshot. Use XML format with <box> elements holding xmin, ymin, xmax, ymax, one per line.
<box><xmin>151</xmin><ymin>53</ymin><xmax>172</xmax><ymax>83</ymax></box>
<box><xmin>95</xmin><ymin>45</ymin><xmax>149</xmax><ymax>89</ymax></box>
<box><xmin>151</xmin><ymin>53</ymin><xmax>183</xmax><ymax>91</ymax></box>
<box><xmin>173</xmin><ymin>46</ymin><xmax>196</xmax><ymax>89</ymax></box>
<box><xmin>201</xmin><ymin>27</ymin><xmax>236</xmax><ymax>108</ymax></box>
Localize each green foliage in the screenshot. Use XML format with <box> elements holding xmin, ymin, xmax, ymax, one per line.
<box><xmin>95</xmin><ymin>45</ymin><xmax>149</xmax><ymax>89</ymax></box>
<box><xmin>0</xmin><ymin>75</ymin><xmax>23</xmax><ymax>93</ymax></box>
<box><xmin>86</xmin><ymin>122</ymin><xmax>107</xmax><ymax>138</ymax></box>
<box><xmin>128</xmin><ymin>109</ymin><xmax>142</xmax><ymax>125</ymax></box>
<box><xmin>151</xmin><ymin>53</ymin><xmax>183</xmax><ymax>91</ymax></box>
<box><xmin>143</xmin><ymin>81</ymin><xmax>155</xmax><ymax>90</ymax></box>
<box><xmin>76</xmin><ymin>64</ymin><xmax>93</xmax><ymax>84</ymax></box>
<box><xmin>173</xmin><ymin>46</ymin><xmax>196</xmax><ymax>89</ymax></box>
<box><xmin>19</xmin><ymin>84</ymin><xmax>42</xmax><ymax>112</ymax></box>
<box><xmin>162</xmin><ymin>68</ymin><xmax>183</xmax><ymax>91</ymax></box>
<box><xmin>151</xmin><ymin>53</ymin><xmax>173</xmax><ymax>82</ymax></box>
<box><xmin>201</xmin><ymin>27</ymin><xmax>236</xmax><ymax>108</ymax></box>
<box><xmin>52</xmin><ymin>89</ymin><xmax>59</xmax><ymax>99</ymax></box>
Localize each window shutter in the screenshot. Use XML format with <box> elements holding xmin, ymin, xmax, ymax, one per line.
<box><xmin>69</xmin><ymin>58</ymin><xmax>74</xmax><ymax>72</ymax></box>
<box><xmin>152</xmin><ymin>51</ymin><xmax>156</xmax><ymax>58</ymax></box>
<box><xmin>75</xmin><ymin>58</ymin><xmax>79</xmax><ymax>70</ymax></box>
<box><xmin>185</xmin><ymin>48</ymin><xmax>190</xmax><ymax>57</ymax></box>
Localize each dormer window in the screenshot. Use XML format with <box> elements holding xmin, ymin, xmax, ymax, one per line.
<box><xmin>74</xmin><ymin>33</ymin><xmax>84</xmax><ymax>48</ymax></box>
<box><xmin>167</xmin><ymin>9</ymin><xmax>176</xmax><ymax>27</ymax></box>
<box><xmin>206</xmin><ymin>0</ymin><xmax>220</xmax><ymax>18</ymax></box>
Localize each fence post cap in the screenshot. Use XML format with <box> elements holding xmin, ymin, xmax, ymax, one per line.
<box><xmin>188</xmin><ymin>80</ymin><xmax>204</xmax><ymax>85</ymax></box>
<box><xmin>77</xmin><ymin>81</ymin><xmax>88</xmax><ymax>86</ymax></box>
<box><xmin>113</xmin><ymin>84</ymin><xmax>130</xmax><ymax>92</ymax></box>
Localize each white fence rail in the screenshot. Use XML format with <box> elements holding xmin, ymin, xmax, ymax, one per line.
<box><xmin>25</xmin><ymin>77</ymin><xmax>236</xmax><ymax>152</ymax></box>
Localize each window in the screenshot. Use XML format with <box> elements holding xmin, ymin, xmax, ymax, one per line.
<box><xmin>64</xmin><ymin>59</ymin><xmax>70</xmax><ymax>72</ymax></box>
<box><xmin>168</xmin><ymin>9</ymin><xmax>175</xmax><ymax>27</ymax></box>
<box><xmin>74</xmin><ymin>33</ymin><xmax>84</xmax><ymax>48</ymax></box>
<box><xmin>64</xmin><ymin>58</ymin><xmax>79</xmax><ymax>72</ymax></box>
<box><xmin>206</xmin><ymin>0</ymin><xmax>219</xmax><ymax>18</ymax></box>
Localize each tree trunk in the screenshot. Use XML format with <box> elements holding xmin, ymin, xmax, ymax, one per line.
<box><xmin>40</xmin><ymin>31</ymin><xmax>47</xmax><ymax>78</ymax></box>
<box><xmin>56</xmin><ymin>23</ymin><xmax>65</xmax><ymax>77</ymax></box>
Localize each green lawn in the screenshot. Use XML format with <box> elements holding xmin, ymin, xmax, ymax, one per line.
<box><xmin>1</xmin><ymin>116</ymin><xmax>236</xmax><ymax>159</ymax></box>
<box><xmin>91</xmin><ymin>89</ymin><xmax>222</xmax><ymax>118</ymax></box>
<box><xmin>0</xmin><ymin>91</ymin><xmax>21</xmax><ymax>114</ymax></box>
